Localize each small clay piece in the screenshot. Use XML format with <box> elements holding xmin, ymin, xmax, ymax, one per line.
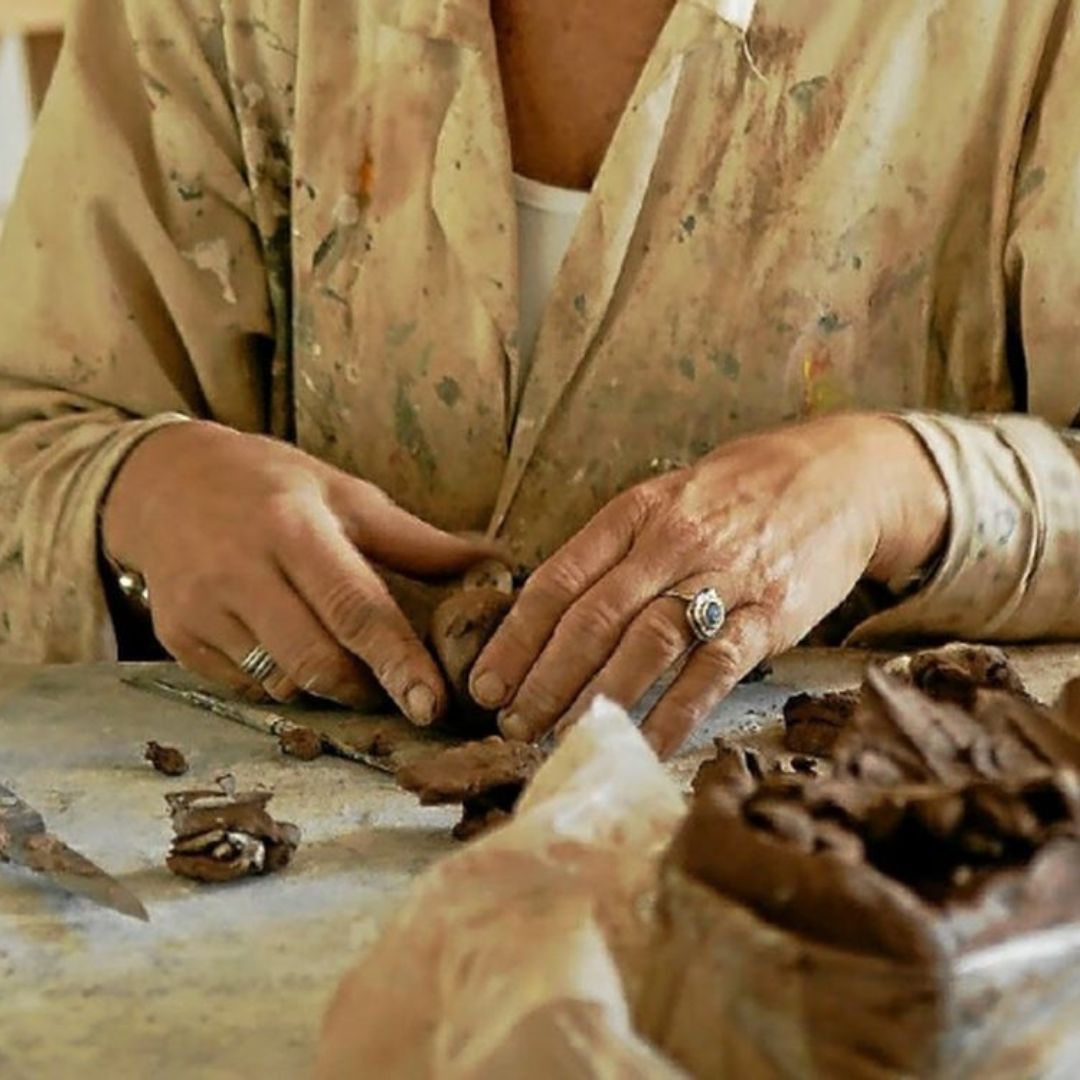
<box><xmin>782</xmin><ymin>690</ymin><xmax>858</xmax><ymax>756</ymax></box>
<box><xmin>165</xmin><ymin>776</ymin><xmax>300</xmax><ymax>884</ymax></box>
<box><xmin>396</xmin><ymin>736</ymin><xmax>545</xmax><ymax>805</ymax></box>
<box><xmin>144</xmin><ymin>741</ymin><xmax>189</xmax><ymax>777</ymax></box>
<box><xmin>396</xmin><ymin>737</ymin><xmax>545</xmax><ymax>841</ymax></box>
<box><xmin>906</xmin><ymin>643</ymin><xmax>1027</xmax><ymax>707</ymax></box>
<box><xmin>279</xmin><ymin>725</ymin><xmax>324</xmax><ymax>761</ymax></box>
<box><xmin>452</xmin><ymin>794</ymin><xmax>515</xmax><ymax>842</ymax></box>
<box><xmin>692</xmin><ymin>742</ymin><xmax>762</xmax><ymax>797</ymax></box>
<box><xmin>429</xmin><ymin>560</ymin><xmax>516</xmax><ymax>734</ymax></box>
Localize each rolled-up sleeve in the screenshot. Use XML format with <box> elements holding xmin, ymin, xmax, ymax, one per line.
<box><xmin>0</xmin><ymin>0</ymin><xmax>276</xmax><ymax>661</ymax></box>
<box><xmin>853</xmin><ymin>5</ymin><xmax>1080</xmax><ymax>645</ymax></box>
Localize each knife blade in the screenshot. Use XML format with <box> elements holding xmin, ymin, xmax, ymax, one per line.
<box><xmin>0</xmin><ymin>782</ymin><xmax>149</xmax><ymax>921</ymax></box>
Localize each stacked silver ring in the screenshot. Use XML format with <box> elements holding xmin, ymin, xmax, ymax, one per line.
<box><xmin>664</xmin><ymin>587</ymin><xmax>727</xmax><ymax>643</ymax></box>
<box><xmin>240</xmin><ymin>645</ymin><xmax>277</xmax><ymax>684</ymax></box>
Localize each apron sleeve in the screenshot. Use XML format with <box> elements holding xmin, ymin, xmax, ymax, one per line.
<box><xmin>851</xmin><ymin>5</ymin><xmax>1080</xmax><ymax>644</ymax></box>
<box><xmin>0</xmin><ymin>0</ymin><xmax>276</xmax><ymax>661</ymax></box>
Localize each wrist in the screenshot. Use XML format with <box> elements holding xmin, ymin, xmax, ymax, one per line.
<box><xmin>860</xmin><ymin>414</ymin><xmax>949</xmax><ymax>585</ymax></box>
<box><xmin>100</xmin><ymin>419</ymin><xmax>201</xmax><ymax>569</ymax></box>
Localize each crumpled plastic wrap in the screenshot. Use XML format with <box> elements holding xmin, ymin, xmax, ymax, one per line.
<box><xmin>316</xmin><ymin>699</ymin><xmax>688</xmax><ymax>1079</ymax></box>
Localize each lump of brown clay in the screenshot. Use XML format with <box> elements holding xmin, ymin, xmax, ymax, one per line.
<box><xmin>430</xmin><ymin>589</ymin><xmax>515</xmax><ymax>735</ymax></box>
<box><xmin>279</xmin><ymin>725</ymin><xmax>324</xmax><ymax>761</ymax></box>
<box><xmin>144</xmin><ymin>741</ymin><xmax>189</xmax><ymax>777</ymax></box>
<box><xmin>396</xmin><ymin>737</ymin><xmax>545</xmax><ymax>841</ymax></box>
<box><xmin>905</xmin><ymin>642</ymin><xmax>1027</xmax><ymax>707</ymax></box>
<box><xmin>165</xmin><ymin>777</ymin><xmax>300</xmax><ymax>884</ymax></box>
<box><xmin>396</xmin><ymin>736</ymin><xmax>545</xmax><ymax>805</ymax></box>
<box><xmin>682</xmin><ymin>663</ymin><xmax>1080</xmax><ymax>961</ymax></box>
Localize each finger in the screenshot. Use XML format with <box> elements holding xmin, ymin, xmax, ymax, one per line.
<box><xmin>234</xmin><ymin>570</ymin><xmax>381</xmax><ymax>708</ymax></box>
<box><xmin>330</xmin><ymin>477</ymin><xmax>505</xmax><ymax>578</ymax></box>
<box><xmin>642</xmin><ymin>605</ymin><xmax>773</xmax><ymax>760</ymax></box>
<box><xmin>279</xmin><ymin>515</ymin><xmax>448</xmax><ymax>725</ymax></box>
<box><xmin>194</xmin><ymin>609</ymin><xmax>303</xmax><ymax>703</ymax></box>
<box><xmin>496</xmin><ymin>562</ymin><xmax>672</xmax><ymax>743</ymax></box>
<box><xmin>554</xmin><ymin>596</ymin><xmax>694</xmax><ymax>740</ymax></box>
<box><xmin>161</xmin><ymin>623</ymin><xmax>277</xmax><ymax>702</ymax></box>
<box><xmin>470</xmin><ymin>492</ymin><xmax>649</xmax><ymax>710</ymax></box>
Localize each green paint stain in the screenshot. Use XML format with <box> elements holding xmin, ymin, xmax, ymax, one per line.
<box><xmin>818</xmin><ymin>311</ymin><xmax>848</xmax><ymax>334</ymax></box>
<box><xmin>681</xmin><ymin>214</ymin><xmax>697</xmax><ymax>236</ymax></box>
<box><xmin>394</xmin><ymin>381</ymin><xmax>437</xmax><ymax>485</ymax></box>
<box><xmin>387</xmin><ymin>320</ymin><xmax>418</xmax><ymax>348</ymax></box>
<box><xmin>678</xmin><ymin>356</ymin><xmax>697</xmax><ymax>381</ymax></box>
<box><xmin>1016</xmin><ymin>166</ymin><xmax>1046</xmax><ymax>201</ymax></box>
<box><xmin>789</xmin><ymin>76</ymin><xmax>828</xmax><ymax>113</ymax></box>
<box><xmin>573</xmin><ymin>294</ymin><xmax>587</xmax><ymax>317</ymax></box>
<box><xmin>436</xmin><ymin>376</ymin><xmax>462</xmax><ymax>407</ymax></box>
<box><xmin>708</xmin><ymin>350</ymin><xmax>741</xmax><ymax>381</ymax></box>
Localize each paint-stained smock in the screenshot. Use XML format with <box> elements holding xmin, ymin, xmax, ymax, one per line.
<box><xmin>0</xmin><ymin>0</ymin><xmax>1078</xmax><ymax>661</ymax></box>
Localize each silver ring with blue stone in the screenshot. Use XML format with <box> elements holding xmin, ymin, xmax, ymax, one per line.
<box><xmin>664</xmin><ymin>587</ymin><xmax>727</xmax><ymax>644</ymax></box>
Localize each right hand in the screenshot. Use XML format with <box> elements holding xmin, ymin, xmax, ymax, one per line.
<box><xmin>101</xmin><ymin>421</ymin><xmax>497</xmax><ymax>724</ymax></box>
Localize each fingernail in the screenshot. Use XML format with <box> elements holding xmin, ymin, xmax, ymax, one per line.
<box><xmin>472</xmin><ymin>670</ymin><xmax>508</xmax><ymax>708</ymax></box>
<box><xmin>405</xmin><ymin>684</ymin><xmax>437</xmax><ymax>726</ymax></box>
<box><xmin>499</xmin><ymin>712</ymin><xmax>532</xmax><ymax>742</ymax></box>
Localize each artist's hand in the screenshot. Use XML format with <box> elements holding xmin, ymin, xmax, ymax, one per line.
<box><xmin>102</xmin><ymin>421</ymin><xmax>495</xmax><ymax>723</ymax></box>
<box><xmin>471</xmin><ymin>414</ymin><xmax>948</xmax><ymax>757</ymax></box>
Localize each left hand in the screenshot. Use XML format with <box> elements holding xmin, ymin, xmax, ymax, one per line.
<box><xmin>470</xmin><ymin>413</ymin><xmax>949</xmax><ymax>757</ymax></box>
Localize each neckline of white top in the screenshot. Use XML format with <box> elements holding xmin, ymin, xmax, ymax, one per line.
<box><xmin>512</xmin><ymin>172</ymin><xmax>591</xmax><ymax>214</ymax></box>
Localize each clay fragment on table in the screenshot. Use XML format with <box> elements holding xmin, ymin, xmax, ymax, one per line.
<box><xmin>144</xmin><ymin>741</ymin><xmax>189</xmax><ymax>777</ymax></box>
<box><xmin>906</xmin><ymin>642</ymin><xmax>1027</xmax><ymax>707</ymax></box>
<box><xmin>164</xmin><ymin>777</ymin><xmax>300</xmax><ymax>884</ymax></box>
<box><xmin>782</xmin><ymin>690</ymin><xmax>858</xmax><ymax>756</ymax></box>
<box><xmin>279</xmin><ymin>725</ymin><xmax>324</xmax><ymax>761</ymax></box>
<box><xmin>395</xmin><ymin>736</ymin><xmax>545</xmax><ymax>805</ymax></box>
<box><xmin>396</xmin><ymin>737</ymin><xmax>545</xmax><ymax>841</ymax></box>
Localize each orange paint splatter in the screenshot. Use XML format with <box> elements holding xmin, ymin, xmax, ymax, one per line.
<box><xmin>358</xmin><ymin>151</ymin><xmax>375</xmax><ymax>200</ymax></box>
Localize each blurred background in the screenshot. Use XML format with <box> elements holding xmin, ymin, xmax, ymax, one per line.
<box><xmin>0</xmin><ymin>1</ymin><xmax>65</xmax><ymax>231</ymax></box>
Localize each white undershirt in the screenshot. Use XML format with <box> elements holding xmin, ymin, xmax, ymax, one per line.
<box><xmin>513</xmin><ymin>173</ymin><xmax>590</xmax><ymax>359</ymax></box>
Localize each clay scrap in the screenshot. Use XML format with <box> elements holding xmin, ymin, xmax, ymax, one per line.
<box><xmin>165</xmin><ymin>776</ymin><xmax>300</xmax><ymax>884</ymax></box>
<box><xmin>396</xmin><ymin>737</ymin><xmax>546</xmax><ymax>842</ymax></box>
<box><xmin>144</xmin><ymin>741</ymin><xmax>189</xmax><ymax>777</ymax></box>
<box><xmin>279</xmin><ymin>725</ymin><xmax>324</xmax><ymax>761</ymax></box>
<box><xmin>680</xmin><ymin>650</ymin><xmax>1080</xmax><ymax>963</ymax></box>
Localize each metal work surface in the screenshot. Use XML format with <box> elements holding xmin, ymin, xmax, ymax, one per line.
<box><xmin>2</xmin><ymin>649</ymin><xmax>1079</xmax><ymax>1079</ymax></box>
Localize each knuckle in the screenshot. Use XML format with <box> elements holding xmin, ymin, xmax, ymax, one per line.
<box><xmin>699</xmin><ymin>637</ymin><xmax>744</xmax><ymax>686</ymax></box>
<box><xmin>322</xmin><ymin>580</ymin><xmax>383</xmax><ymax>646</ymax></box>
<box><xmin>535</xmin><ymin>558</ymin><xmax>591</xmax><ymax>608</ymax></box>
<box><xmin>517</xmin><ymin>678</ymin><xmax>565</xmax><ymax>721</ymax></box>
<box><xmin>262</xmin><ymin>492</ymin><xmax>315</xmax><ymax>543</ymax></box>
<box><xmin>638</xmin><ymin>608</ymin><xmax>690</xmax><ymax>658</ymax></box>
<box><xmin>368</xmin><ymin>642</ymin><xmax>421</xmax><ymax>694</ymax></box>
<box><xmin>566</xmin><ymin>597</ymin><xmax>624</xmax><ymax>643</ymax></box>
<box><xmin>658</xmin><ymin>695</ymin><xmax>708</xmax><ymax>739</ymax></box>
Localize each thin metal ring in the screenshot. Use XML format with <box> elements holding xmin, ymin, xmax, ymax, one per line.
<box><xmin>239</xmin><ymin>645</ymin><xmax>278</xmax><ymax>684</ymax></box>
<box><xmin>662</xmin><ymin>587</ymin><xmax>727</xmax><ymax>644</ymax></box>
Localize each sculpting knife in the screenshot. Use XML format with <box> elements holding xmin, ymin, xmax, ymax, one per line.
<box><xmin>0</xmin><ymin>782</ymin><xmax>149</xmax><ymax>921</ymax></box>
<box><xmin>122</xmin><ymin>675</ymin><xmax>398</xmax><ymax>775</ymax></box>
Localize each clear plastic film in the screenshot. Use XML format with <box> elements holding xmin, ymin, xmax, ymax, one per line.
<box><xmin>315</xmin><ymin>699</ymin><xmax>689</xmax><ymax>1079</ymax></box>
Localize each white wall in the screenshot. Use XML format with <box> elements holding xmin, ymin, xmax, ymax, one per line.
<box><xmin>0</xmin><ymin>36</ymin><xmax>34</xmax><ymax>226</ymax></box>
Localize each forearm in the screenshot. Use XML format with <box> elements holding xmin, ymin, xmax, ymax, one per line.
<box><xmin>851</xmin><ymin>412</ymin><xmax>1080</xmax><ymax>644</ymax></box>
<box><xmin>0</xmin><ymin>388</ymin><xmax>186</xmax><ymax>662</ymax></box>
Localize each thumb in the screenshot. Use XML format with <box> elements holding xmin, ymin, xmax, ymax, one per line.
<box><xmin>330</xmin><ymin>476</ymin><xmax>507</xmax><ymax>578</ymax></box>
